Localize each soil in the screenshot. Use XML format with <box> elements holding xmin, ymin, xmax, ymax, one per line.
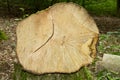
<box><xmin>0</xmin><ymin>17</ymin><xmax>18</xmax><ymax>80</ymax></box>
<box><xmin>94</xmin><ymin>16</ymin><xmax>120</xmax><ymax>33</ymax></box>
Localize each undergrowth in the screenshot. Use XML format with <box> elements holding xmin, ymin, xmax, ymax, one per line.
<box><xmin>85</xmin><ymin>0</ymin><xmax>117</xmax><ymax>16</ymax></box>
<box><xmin>0</xmin><ymin>30</ymin><xmax>8</xmax><ymax>40</ymax></box>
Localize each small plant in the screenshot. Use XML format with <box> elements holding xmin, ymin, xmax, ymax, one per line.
<box><xmin>98</xmin><ymin>31</ymin><xmax>120</xmax><ymax>56</ymax></box>
<box><xmin>83</xmin><ymin>67</ymin><xmax>93</xmax><ymax>80</ymax></box>
<box><xmin>19</xmin><ymin>7</ymin><xmax>29</xmax><ymax>18</ymax></box>
<box><xmin>96</xmin><ymin>70</ymin><xmax>120</xmax><ymax>80</ymax></box>
<box><xmin>0</xmin><ymin>30</ymin><xmax>8</xmax><ymax>40</ymax></box>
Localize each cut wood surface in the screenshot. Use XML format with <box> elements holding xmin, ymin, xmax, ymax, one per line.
<box><xmin>16</xmin><ymin>2</ymin><xmax>99</xmax><ymax>74</ymax></box>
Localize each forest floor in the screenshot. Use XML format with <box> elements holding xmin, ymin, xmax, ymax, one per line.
<box><xmin>0</xmin><ymin>15</ymin><xmax>120</xmax><ymax>80</ymax></box>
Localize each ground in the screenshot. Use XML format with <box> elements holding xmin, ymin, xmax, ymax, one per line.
<box><xmin>0</xmin><ymin>15</ymin><xmax>120</xmax><ymax>80</ymax></box>
<box><xmin>0</xmin><ymin>17</ymin><xmax>17</xmax><ymax>80</ymax></box>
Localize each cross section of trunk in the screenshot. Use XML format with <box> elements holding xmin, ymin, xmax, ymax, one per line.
<box><xmin>16</xmin><ymin>2</ymin><xmax>99</xmax><ymax>74</ymax></box>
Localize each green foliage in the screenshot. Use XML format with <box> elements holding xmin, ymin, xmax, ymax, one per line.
<box><xmin>97</xmin><ymin>32</ymin><xmax>120</xmax><ymax>80</ymax></box>
<box><xmin>13</xmin><ymin>63</ymin><xmax>120</xmax><ymax>80</ymax></box>
<box><xmin>98</xmin><ymin>31</ymin><xmax>120</xmax><ymax>56</ymax></box>
<box><xmin>22</xmin><ymin>0</ymin><xmax>117</xmax><ymax>16</ymax></box>
<box><xmin>23</xmin><ymin>0</ymin><xmax>52</xmax><ymax>11</ymax></box>
<box><xmin>85</xmin><ymin>0</ymin><xmax>117</xmax><ymax>16</ymax></box>
<box><xmin>83</xmin><ymin>67</ymin><xmax>93</xmax><ymax>80</ymax></box>
<box><xmin>96</xmin><ymin>70</ymin><xmax>120</xmax><ymax>80</ymax></box>
<box><xmin>19</xmin><ymin>7</ymin><xmax>29</xmax><ymax>18</ymax></box>
<box><xmin>0</xmin><ymin>30</ymin><xmax>8</xmax><ymax>40</ymax></box>
<box><xmin>13</xmin><ymin>63</ymin><xmax>95</xmax><ymax>80</ymax></box>
<box><xmin>0</xmin><ymin>0</ymin><xmax>117</xmax><ymax>16</ymax></box>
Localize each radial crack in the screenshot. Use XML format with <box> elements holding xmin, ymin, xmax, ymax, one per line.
<box><xmin>33</xmin><ymin>16</ymin><xmax>54</xmax><ymax>53</ymax></box>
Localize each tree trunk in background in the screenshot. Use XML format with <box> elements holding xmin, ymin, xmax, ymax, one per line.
<box><xmin>117</xmin><ymin>0</ymin><xmax>120</xmax><ymax>14</ymax></box>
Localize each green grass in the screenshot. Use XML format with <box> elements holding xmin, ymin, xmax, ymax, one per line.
<box><xmin>13</xmin><ymin>63</ymin><xmax>94</xmax><ymax>80</ymax></box>
<box><xmin>85</xmin><ymin>0</ymin><xmax>117</xmax><ymax>16</ymax></box>
<box><xmin>0</xmin><ymin>30</ymin><xmax>8</xmax><ymax>40</ymax></box>
<box><xmin>96</xmin><ymin>69</ymin><xmax>120</xmax><ymax>80</ymax></box>
<box><xmin>98</xmin><ymin>31</ymin><xmax>120</xmax><ymax>56</ymax></box>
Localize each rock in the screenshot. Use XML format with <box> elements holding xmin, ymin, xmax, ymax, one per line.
<box><xmin>102</xmin><ymin>54</ymin><xmax>120</xmax><ymax>73</ymax></box>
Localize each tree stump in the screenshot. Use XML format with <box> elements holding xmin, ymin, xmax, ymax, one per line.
<box><xmin>16</xmin><ymin>2</ymin><xmax>99</xmax><ymax>74</ymax></box>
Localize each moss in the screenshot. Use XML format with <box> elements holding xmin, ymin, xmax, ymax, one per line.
<box><xmin>0</xmin><ymin>30</ymin><xmax>8</xmax><ymax>40</ymax></box>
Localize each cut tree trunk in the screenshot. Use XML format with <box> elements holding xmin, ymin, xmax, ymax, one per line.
<box><xmin>16</xmin><ymin>2</ymin><xmax>99</xmax><ymax>74</ymax></box>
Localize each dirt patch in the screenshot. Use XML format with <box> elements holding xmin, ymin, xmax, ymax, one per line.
<box><xmin>94</xmin><ymin>16</ymin><xmax>120</xmax><ymax>33</ymax></box>
<box><xmin>0</xmin><ymin>17</ymin><xmax>18</xmax><ymax>80</ymax></box>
